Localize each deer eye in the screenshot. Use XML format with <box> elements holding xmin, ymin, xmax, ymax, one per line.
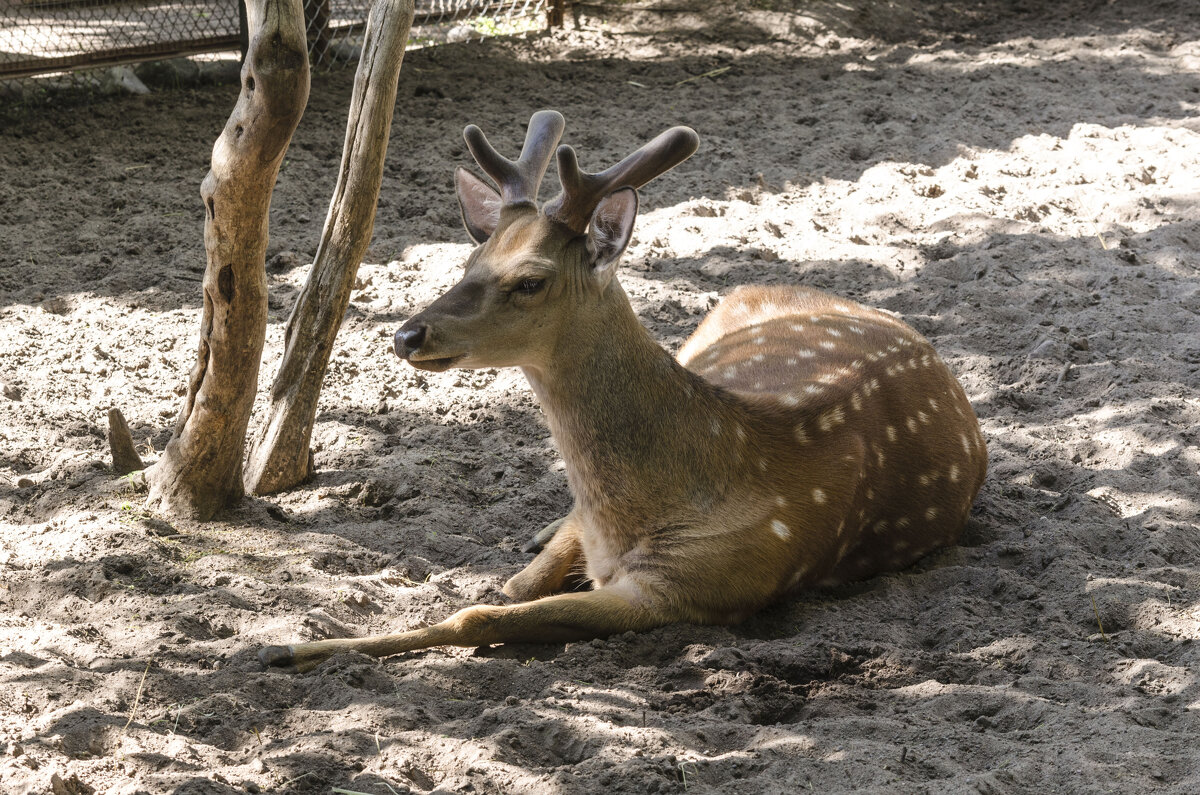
<box><xmin>513</xmin><ymin>277</ymin><xmax>546</xmax><ymax>296</ymax></box>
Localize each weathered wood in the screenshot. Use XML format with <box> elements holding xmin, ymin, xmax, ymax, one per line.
<box><xmin>107</xmin><ymin>408</ymin><xmax>144</xmax><ymax>476</ymax></box>
<box><xmin>244</xmin><ymin>0</ymin><xmax>415</xmax><ymax>496</ymax></box>
<box><xmin>146</xmin><ymin>0</ymin><xmax>309</xmax><ymax>519</ymax></box>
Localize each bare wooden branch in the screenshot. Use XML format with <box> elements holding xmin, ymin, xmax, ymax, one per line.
<box><xmin>244</xmin><ymin>0</ymin><xmax>415</xmax><ymax>496</ymax></box>
<box><xmin>146</xmin><ymin>0</ymin><xmax>310</xmax><ymax>519</ymax></box>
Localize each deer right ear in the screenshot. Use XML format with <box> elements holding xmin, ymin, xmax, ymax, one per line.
<box><xmin>455</xmin><ymin>167</ymin><xmax>502</xmax><ymax>244</ymax></box>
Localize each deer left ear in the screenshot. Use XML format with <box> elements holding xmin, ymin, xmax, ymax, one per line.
<box><xmin>455</xmin><ymin>167</ymin><xmax>502</xmax><ymax>244</ymax></box>
<box><xmin>586</xmin><ymin>187</ymin><xmax>638</xmax><ymax>284</ymax></box>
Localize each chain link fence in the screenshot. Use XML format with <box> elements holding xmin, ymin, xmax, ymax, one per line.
<box><xmin>1</xmin><ymin>0</ymin><xmax>555</xmax><ymax>97</ymax></box>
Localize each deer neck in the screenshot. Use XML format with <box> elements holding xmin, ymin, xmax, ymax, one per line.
<box><xmin>522</xmin><ymin>283</ymin><xmax>743</xmax><ymax>529</ymax></box>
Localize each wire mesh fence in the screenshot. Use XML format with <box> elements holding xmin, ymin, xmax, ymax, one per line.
<box><xmin>0</xmin><ymin>0</ymin><xmax>554</xmax><ymax>96</ymax></box>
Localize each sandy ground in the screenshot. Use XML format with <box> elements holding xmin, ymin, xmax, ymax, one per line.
<box><xmin>2</xmin><ymin>1</ymin><xmax>1200</xmax><ymax>792</ymax></box>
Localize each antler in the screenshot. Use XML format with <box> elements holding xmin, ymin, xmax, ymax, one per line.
<box><xmin>544</xmin><ymin>126</ymin><xmax>700</xmax><ymax>233</ymax></box>
<box><xmin>463</xmin><ymin>110</ymin><xmax>566</xmax><ymax>207</ymax></box>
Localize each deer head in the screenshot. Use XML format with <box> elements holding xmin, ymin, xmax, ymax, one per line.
<box><xmin>393</xmin><ymin>111</ymin><xmax>699</xmax><ymax>372</ymax></box>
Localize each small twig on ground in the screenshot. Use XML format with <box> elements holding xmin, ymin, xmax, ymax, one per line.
<box><xmin>1053</xmin><ymin>362</ymin><xmax>1073</xmax><ymax>390</ymax></box>
<box><xmin>281</xmin><ymin>772</ymin><xmax>312</xmax><ymax>788</ymax></box>
<box><xmin>1091</xmin><ymin>594</ymin><xmax>1110</xmax><ymax>643</ymax></box>
<box><xmin>998</xmin><ymin>264</ymin><xmax>1023</xmax><ymax>283</ymax></box>
<box><xmin>122</xmin><ymin>660</ymin><xmax>152</xmax><ymax>732</ymax></box>
<box><xmin>674</xmin><ymin>66</ymin><xmax>730</xmax><ymax>87</ymax></box>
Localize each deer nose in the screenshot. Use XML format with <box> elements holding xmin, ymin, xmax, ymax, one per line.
<box><xmin>394</xmin><ymin>323</ymin><xmax>427</xmax><ymax>358</ymax></box>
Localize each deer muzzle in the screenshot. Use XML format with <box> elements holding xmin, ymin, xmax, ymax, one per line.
<box><xmin>394</xmin><ymin>319</ymin><xmax>464</xmax><ymax>372</ymax></box>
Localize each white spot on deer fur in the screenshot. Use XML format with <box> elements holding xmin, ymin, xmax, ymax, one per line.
<box><xmin>818</xmin><ymin>373</ymin><xmax>837</xmax><ymax>384</ymax></box>
<box><xmin>895</xmin><ymin>336</ymin><xmax>907</xmax><ymax>346</ymax></box>
<box><xmin>949</xmin><ymin>464</ymin><xmax>960</xmax><ymax>482</ymax></box>
<box><xmin>885</xmin><ymin>425</ymin><xmax>897</xmax><ymax>442</ymax></box>
<box><xmin>752</xmin><ymin>336</ymin><xmax>766</xmax><ymax>346</ymax></box>
<box><xmin>786</xmin><ymin>357</ymin><xmax>798</xmax><ymax>366</ymax></box>
<box><xmin>818</xmin><ymin>406</ymin><xmax>846</xmax><ymax>431</ymax></box>
<box><xmin>710</xmin><ymin>419</ymin><xmax>721</xmax><ymax>436</ymax></box>
<box><xmin>849</xmin><ymin>325</ymin><xmax>864</xmax><ymax>335</ymax></box>
<box><xmin>833</xmin><ymin>303</ymin><xmax>851</xmax><ymax>313</ymax></box>
<box><xmin>906</xmin><ymin>416</ymin><xmax>919</xmax><ymax>434</ymax></box>
<box><xmin>876</xmin><ymin>449</ymin><xmax>886</xmax><ymax>466</ymax></box>
<box><xmin>790</xmin><ymin>323</ymin><xmax>805</xmax><ymax>333</ymax></box>
<box><xmin>870</xmin><ymin>378</ymin><xmax>881</xmax><ymax>392</ymax></box>
<box><xmin>812</xmin><ymin>488</ymin><xmax>827</xmax><ymax>504</ymax></box>
<box><xmin>925</xmin><ymin>506</ymin><xmax>939</xmax><ymax>520</ymax></box>
<box><xmin>758</xmin><ymin>458</ymin><xmax>768</xmax><ymax>471</ymax></box>
<box><xmin>775</xmin><ymin>496</ymin><xmax>787</xmax><ymax>507</ymax></box>
<box><xmin>896</xmin><ymin>517</ymin><xmax>911</xmax><ymax>529</ymax></box>
<box><xmin>917</xmin><ymin>411</ymin><xmax>930</xmax><ymax>425</ymax></box>
<box><xmin>928</xmin><ymin>397</ymin><xmax>940</xmax><ymax>412</ymax></box>
<box><xmin>922</xmin><ymin>354</ymin><xmax>933</xmax><ymax>367</ymax></box>
<box><xmin>827</xmin><ymin>328</ymin><xmax>842</xmax><ymax>338</ymax></box>
<box><xmin>798</xmin><ymin>350</ymin><xmax>816</xmax><ymax>359</ymax></box>
<box><xmin>819</xmin><ymin>340</ymin><xmax>837</xmax><ymax>350</ymax></box>
<box><xmin>888</xmin><ymin>345</ymin><xmax>900</xmax><ymax>354</ymax></box>
<box><xmin>803</xmin><ymin>384</ymin><xmax>823</xmax><ymax>395</ymax></box>
<box><xmin>771</xmin><ymin>520</ymin><xmax>791</xmax><ymax>540</ymax></box>
<box><xmin>961</xmin><ymin>434</ymin><xmax>971</xmax><ymax>454</ymax></box>
<box><xmin>851</xmin><ymin>359</ymin><xmax>864</xmax><ymax>369</ymax></box>
<box><xmin>723</xmin><ymin>366</ymin><xmax>738</xmax><ymax>379</ymax></box>
<box><xmin>873</xmin><ymin>520</ymin><xmax>889</xmax><ymax>533</ymax></box>
<box><xmin>753</xmin><ymin>381</ymin><xmax>764</xmax><ymax>390</ymax></box>
<box><xmin>780</xmin><ymin>394</ymin><xmax>800</xmax><ymax>407</ymax></box>
<box><xmin>885</xmin><ymin>366</ymin><xmax>897</xmax><ymax>377</ymax></box>
<box><xmin>795</xmin><ymin>425</ymin><xmax>810</xmax><ymax>445</ymax></box>
<box><xmin>736</xmin><ymin>425</ymin><xmax>747</xmax><ymax>442</ymax></box>
<box><xmin>751</xmin><ymin>353</ymin><xmax>765</xmax><ymax>363</ymax></box>
<box><xmin>850</xmin><ymin>392</ymin><xmax>863</xmax><ymax>411</ymax></box>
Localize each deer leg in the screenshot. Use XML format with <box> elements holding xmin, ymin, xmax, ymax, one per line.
<box><xmin>504</xmin><ymin>514</ymin><xmax>584</xmax><ymax>601</ymax></box>
<box><xmin>259</xmin><ymin>578</ymin><xmax>666</xmax><ymax>673</ymax></box>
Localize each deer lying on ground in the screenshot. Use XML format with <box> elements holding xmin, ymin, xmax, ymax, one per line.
<box><xmin>259</xmin><ymin>111</ymin><xmax>987</xmax><ymax>673</ymax></box>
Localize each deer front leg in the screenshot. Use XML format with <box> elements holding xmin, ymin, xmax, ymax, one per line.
<box><xmin>504</xmin><ymin>512</ymin><xmax>584</xmax><ymax>601</ymax></box>
<box><xmin>258</xmin><ymin>578</ymin><xmax>667</xmax><ymax>673</ymax></box>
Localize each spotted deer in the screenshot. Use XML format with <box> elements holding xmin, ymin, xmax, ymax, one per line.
<box><xmin>259</xmin><ymin>111</ymin><xmax>987</xmax><ymax>672</ymax></box>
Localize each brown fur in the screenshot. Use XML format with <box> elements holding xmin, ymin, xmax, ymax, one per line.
<box><xmin>258</xmin><ymin>121</ymin><xmax>987</xmax><ymax>673</ymax></box>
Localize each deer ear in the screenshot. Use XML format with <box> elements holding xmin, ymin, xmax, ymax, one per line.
<box><xmin>455</xmin><ymin>167</ymin><xmax>502</xmax><ymax>244</ymax></box>
<box><xmin>586</xmin><ymin>187</ymin><xmax>638</xmax><ymax>283</ymax></box>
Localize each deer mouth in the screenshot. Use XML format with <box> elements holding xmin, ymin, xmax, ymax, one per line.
<box><xmin>406</xmin><ymin>353</ymin><xmax>463</xmax><ymax>372</ymax></box>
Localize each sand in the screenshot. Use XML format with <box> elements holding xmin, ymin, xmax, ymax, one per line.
<box><xmin>2</xmin><ymin>1</ymin><xmax>1199</xmax><ymax>792</ymax></box>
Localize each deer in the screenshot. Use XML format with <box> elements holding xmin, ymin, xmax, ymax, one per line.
<box><xmin>258</xmin><ymin>110</ymin><xmax>988</xmax><ymax>673</ymax></box>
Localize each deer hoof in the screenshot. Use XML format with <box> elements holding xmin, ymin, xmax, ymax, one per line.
<box><xmin>258</xmin><ymin>644</ymin><xmax>296</xmax><ymax>670</ymax></box>
<box><xmin>523</xmin><ymin>516</ymin><xmax>566</xmax><ymax>553</ymax></box>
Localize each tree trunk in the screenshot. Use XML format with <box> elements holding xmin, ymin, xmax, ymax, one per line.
<box><xmin>146</xmin><ymin>0</ymin><xmax>310</xmax><ymax>519</ymax></box>
<box><xmin>244</xmin><ymin>0</ymin><xmax>415</xmax><ymax>496</ymax></box>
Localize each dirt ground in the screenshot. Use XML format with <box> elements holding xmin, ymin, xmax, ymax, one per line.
<box><xmin>2</xmin><ymin>0</ymin><xmax>1200</xmax><ymax>792</ymax></box>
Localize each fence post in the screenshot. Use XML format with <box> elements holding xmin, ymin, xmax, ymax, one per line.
<box><xmin>548</xmin><ymin>0</ymin><xmax>565</xmax><ymax>28</ymax></box>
